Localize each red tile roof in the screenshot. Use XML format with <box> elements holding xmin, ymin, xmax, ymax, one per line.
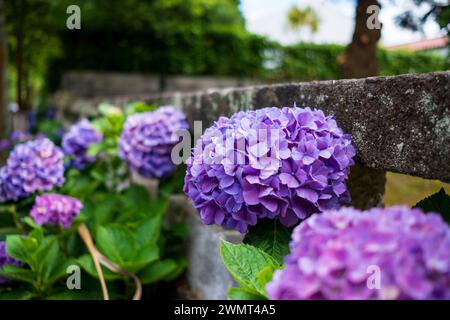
<box><xmin>386</xmin><ymin>36</ymin><xmax>449</xmax><ymax>51</ymax></box>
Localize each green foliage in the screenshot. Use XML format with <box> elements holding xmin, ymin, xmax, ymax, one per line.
<box><xmin>222</xmin><ymin>219</ymin><xmax>292</xmax><ymax>300</ymax></box>
<box><xmin>0</xmin><ymin>229</ymin><xmax>70</xmax><ymax>295</ymax></box>
<box><xmin>45</xmin><ymin>0</ymin><xmax>266</xmax><ymax>91</ymax></box>
<box><xmin>414</xmin><ymin>188</ymin><xmax>450</xmax><ymax>223</ymax></box>
<box><xmin>0</xmin><ymin>102</ymin><xmax>187</xmax><ymax>299</ymax></box>
<box><xmin>220</xmin><ymin>241</ymin><xmax>281</xmax><ymax>299</ymax></box>
<box><xmin>267</xmin><ymin>43</ymin><xmax>449</xmax><ymax>82</ymax></box>
<box><xmin>243</xmin><ymin>220</ymin><xmax>291</xmax><ymax>265</ymax></box>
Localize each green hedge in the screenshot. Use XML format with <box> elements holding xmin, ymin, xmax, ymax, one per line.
<box><xmin>47</xmin><ymin>37</ymin><xmax>449</xmax><ymax>91</ymax></box>
<box><xmin>266</xmin><ymin>43</ymin><xmax>449</xmax><ymax>82</ymax></box>
<box><xmin>46</xmin><ymin>29</ymin><xmax>268</xmax><ymax>92</ymax></box>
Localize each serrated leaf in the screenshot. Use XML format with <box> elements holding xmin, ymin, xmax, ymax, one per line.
<box><xmin>220</xmin><ymin>241</ymin><xmax>280</xmax><ymax>297</ymax></box>
<box><xmin>414</xmin><ymin>188</ymin><xmax>450</xmax><ymax>223</ymax></box>
<box><xmin>244</xmin><ymin>219</ymin><xmax>291</xmax><ymax>264</ymax></box>
<box><xmin>228</xmin><ymin>287</ymin><xmax>267</xmax><ymax>300</ymax></box>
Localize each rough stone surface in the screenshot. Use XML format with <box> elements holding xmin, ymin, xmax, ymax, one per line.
<box><xmin>184</xmin><ymin>211</ymin><xmax>243</xmax><ymax>299</ymax></box>
<box><xmin>57</xmin><ymin>72</ymin><xmax>450</xmax><ymax>182</ymax></box>
<box><xmin>168</xmin><ymin>195</ymin><xmax>243</xmax><ymax>300</ymax></box>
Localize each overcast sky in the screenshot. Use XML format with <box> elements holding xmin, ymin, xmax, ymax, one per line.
<box><xmin>240</xmin><ymin>0</ymin><xmax>446</xmax><ymax>46</ymax></box>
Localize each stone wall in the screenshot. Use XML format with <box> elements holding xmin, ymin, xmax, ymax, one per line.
<box><xmin>55</xmin><ymin>71</ymin><xmax>450</xmax><ymax>299</ymax></box>
<box><xmin>60</xmin><ymin>71</ymin><xmax>258</xmax><ymax>98</ymax></box>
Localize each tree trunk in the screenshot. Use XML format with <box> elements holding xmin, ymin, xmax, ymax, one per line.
<box><xmin>340</xmin><ymin>0</ymin><xmax>381</xmax><ymax>78</ymax></box>
<box><xmin>0</xmin><ymin>0</ymin><xmax>8</xmax><ymax>141</ymax></box>
<box><xmin>340</xmin><ymin>0</ymin><xmax>386</xmax><ymax>209</ymax></box>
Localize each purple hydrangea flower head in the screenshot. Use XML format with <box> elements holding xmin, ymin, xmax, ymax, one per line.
<box><xmin>62</xmin><ymin>119</ymin><xmax>103</xmax><ymax>170</ymax></box>
<box><xmin>184</xmin><ymin>106</ymin><xmax>355</xmax><ymax>233</ymax></box>
<box><xmin>30</xmin><ymin>193</ymin><xmax>83</xmax><ymax>229</ymax></box>
<box><xmin>266</xmin><ymin>206</ymin><xmax>450</xmax><ymax>300</ymax></box>
<box><xmin>0</xmin><ymin>138</ymin><xmax>65</xmax><ymax>203</ymax></box>
<box><xmin>0</xmin><ymin>166</ymin><xmax>29</xmax><ymax>202</ymax></box>
<box><xmin>10</xmin><ymin>130</ymin><xmax>32</xmax><ymax>143</ymax></box>
<box><xmin>119</xmin><ymin>106</ymin><xmax>189</xmax><ymax>178</ymax></box>
<box><xmin>0</xmin><ymin>241</ymin><xmax>23</xmax><ymax>284</ymax></box>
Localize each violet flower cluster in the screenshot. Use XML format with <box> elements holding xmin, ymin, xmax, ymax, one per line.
<box><xmin>267</xmin><ymin>206</ymin><xmax>450</xmax><ymax>300</ymax></box>
<box><xmin>119</xmin><ymin>106</ymin><xmax>189</xmax><ymax>178</ymax></box>
<box><xmin>184</xmin><ymin>106</ymin><xmax>355</xmax><ymax>233</ymax></box>
<box><xmin>30</xmin><ymin>193</ymin><xmax>83</xmax><ymax>229</ymax></box>
<box><xmin>0</xmin><ymin>241</ymin><xmax>23</xmax><ymax>284</ymax></box>
<box><xmin>62</xmin><ymin>119</ymin><xmax>103</xmax><ymax>170</ymax></box>
<box><xmin>0</xmin><ymin>138</ymin><xmax>65</xmax><ymax>203</ymax></box>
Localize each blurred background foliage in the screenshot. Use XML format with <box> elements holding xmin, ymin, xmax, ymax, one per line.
<box><xmin>3</xmin><ymin>0</ymin><xmax>449</xmax><ymax>104</ymax></box>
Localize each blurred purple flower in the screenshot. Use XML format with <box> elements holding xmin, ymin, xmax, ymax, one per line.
<box><xmin>184</xmin><ymin>106</ymin><xmax>355</xmax><ymax>233</ymax></box>
<box><xmin>62</xmin><ymin>119</ymin><xmax>103</xmax><ymax>170</ymax></box>
<box><xmin>45</xmin><ymin>107</ymin><xmax>57</xmax><ymax>120</ymax></box>
<box><xmin>119</xmin><ymin>106</ymin><xmax>189</xmax><ymax>178</ymax></box>
<box><xmin>0</xmin><ymin>241</ymin><xmax>23</xmax><ymax>284</ymax></box>
<box><xmin>30</xmin><ymin>193</ymin><xmax>83</xmax><ymax>229</ymax></box>
<box><xmin>0</xmin><ymin>138</ymin><xmax>65</xmax><ymax>203</ymax></box>
<box><xmin>0</xmin><ymin>139</ymin><xmax>10</xmax><ymax>152</ymax></box>
<box><xmin>28</xmin><ymin>110</ymin><xmax>38</xmax><ymax>132</ymax></box>
<box><xmin>10</xmin><ymin>130</ymin><xmax>32</xmax><ymax>143</ymax></box>
<box><xmin>267</xmin><ymin>206</ymin><xmax>450</xmax><ymax>300</ymax></box>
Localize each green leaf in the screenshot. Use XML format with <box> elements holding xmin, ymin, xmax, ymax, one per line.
<box><xmin>6</xmin><ymin>235</ymin><xmax>35</xmax><ymax>265</ymax></box>
<box><xmin>163</xmin><ymin>258</ymin><xmax>187</xmax><ymax>281</ymax></box>
<box><xmin>35</xmin><ymin>237</ymin><xmax>60</xmax><ymax>283</ymax></box>
<box><xmin>86</xmin><ymin>143</ymin><xmax>103</xmax><ymax>157</ymax></box>
<box><xmin>125</xmin><ymin>101</ymin><xmax>156</xmax><ymax>115</ymax></box>
<box><xmin>22</xmin><ymin>216</ymin><xmax>41</xmax><ymax>229</ymax></box>
<box><xmin>244</xmin><ymin>219</ymin><xmax>291</xmax><ymax>264</ymax></box>
<box><xmin>77</xmin><ymin>254</ymin><xmax>121</xmax><ymax>281</ymax></box>
<box><xmin>131</xmin><ymin>244</ymin><xmax>159</xmax><ymax>269</ymax></box>
<box><xmin>93</xmin><ymin>195</ymin><xmax>118</xmax><ymax>225</ymax></box>
<box><xmin>228</xmin><ymin>287</ymin><xmax>267</xmax><ymax>300</ymax></box>
<box><xmin>0</xmin><ymin>265</ymin><xmax>35</xmax><ymax>284</ymax></box>
<box><xmin>220</xmin><ymin>241</ymin><xmax>280</xmax><ymax>297</ymax></box>
<box><xmin>414</xmin><ymin>188</ymin><xmax>450</xmax><ymax>223</ymax></box>
<box><xmin>134</xmin><ymin>217</ymin><xmax>162</xmax><ymax>246</ymax></box>
<box><xmin>0</xmin><ymin>289</ymin><xmax>35</xmax><ymax>300</ymax></box>
<box><xmin>256</xmin><ymin>265</ymin><xmax>279</xmax><ymax>290</ymax></box>
<box><xmin>138</xmin><ymin>259</ymin><xmax>178</xmax><ymax>284</ymax></box>
<box><xmin>96</xmin><ymin>225</ymin><xmax>136</xmax><ymax>264</ymax></box>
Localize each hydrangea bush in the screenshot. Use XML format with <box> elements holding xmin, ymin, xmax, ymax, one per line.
<box><xmin>0</xmin><ymin>138</ymin><xmax>65</xmax><ymax>202</ymax></box>
<box><xmin>62</xmin><ymin>119</ymin><xmax>103</xmax><ymax>170</ymax></box>
<box><xmin>267</xmin><ymin>206</ymin><xmax>450</xmax><ymax>300</ymax></box>
<box><xmin>119</xmin><ymin>105</ymin><xmax>189</xmax><ymax>178</ymax></box>
<box><xmin>0</xmin><ymin>102</ymin><xmax>188</xmax><ymax>300</ymax></box>
<box><xmin>184</xmin><ymin>106</ymin><xmax>356</xmax><ymax>233</ymax></box>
